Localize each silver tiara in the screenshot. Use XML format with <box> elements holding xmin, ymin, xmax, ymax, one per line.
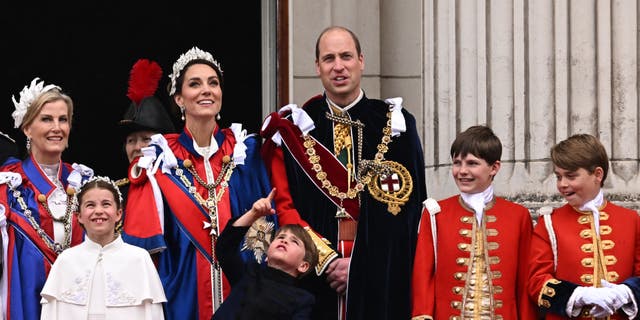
<box><xmin>72</xmin><ymin>176</ymin><xmax>123</xmax><ymax>212</ymax></box>
<box><xmin>11</xmin><ymin>77</ymin><xmax>61</xmax><ymax>128</ymax></box>
<box><xmin>168</xmin><ymin>46</ymin><xmax>223</xmax><ymax>96</ymax></box>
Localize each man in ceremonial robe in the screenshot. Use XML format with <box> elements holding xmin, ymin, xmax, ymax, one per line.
<box><xmin>261</xmin><ymin>26</ymin><xmax>427</xmax><ymax>320</ymax></box>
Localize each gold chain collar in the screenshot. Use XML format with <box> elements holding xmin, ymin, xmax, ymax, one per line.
<box><xmin>37</xmin><ymin>192</ymin><xmax>73</xmax><ymax>223</ymax></box>
<box><xmin>12</xmin><ymin>187</ymin><xmax>75</xmax><ymax>254</ymax></box>
<box><xmin>174</xmin><ymin>155</ymin><xmax>235</xmax><ymax>309</ymax></box>
<box><xmin>303</xmin><ymin>110</ymin><xmax>394</xmax><ymax>203</ymax></box>
<box><xmin>175</xmin><ymin>156</ymin><xmax>235</xmax><ymax>223</ymax></box>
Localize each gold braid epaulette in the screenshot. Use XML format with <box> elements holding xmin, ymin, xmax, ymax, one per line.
<box><xmin>115</xmin><ymin>177</ymin><xmax>130</xmax><ymax>187</ymax></box>
<box><xmin>304</xmin><ymin>226</ymin><xmax>338</xmax><ymax>275</ymax></box>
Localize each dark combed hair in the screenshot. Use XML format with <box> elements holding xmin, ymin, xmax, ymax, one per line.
<box><xmin>450</xmin><ymin>125</ymin><xmax>502</xmax><ymax>164</ymax></box>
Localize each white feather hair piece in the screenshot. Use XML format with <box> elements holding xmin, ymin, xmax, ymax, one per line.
<box><xmin>11</xmin><ymin>77</ymin><xmax>61</xmax><ymax>128</ymax></box>
<box><xmin>168</xmin><ymin>46</ymin><xmax>222</xmax><ymax>96</ymax></box>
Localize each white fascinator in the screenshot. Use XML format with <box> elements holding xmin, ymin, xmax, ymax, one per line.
<box><xmin>11</xmin><ymin>77</ymin><xmax>61</xmax><ymax>128</ymax></box>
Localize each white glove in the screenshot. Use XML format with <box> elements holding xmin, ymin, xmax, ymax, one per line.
<box><xmin>572</xmin><ymin>286</ymin><xmax>615</xmax><ymax>313</ymax></box>
<box><xmin>590</xmin><ymin>305</ymin><xmax>614</xmax><ymax>318</ymax></box>
<box><xmin>601</xmin><ymin>280</ymin><xmax>632</xmax><ymax>310</ymax></box>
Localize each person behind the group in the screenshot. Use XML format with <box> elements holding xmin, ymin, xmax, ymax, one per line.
<box><xmin>411</xmin><ymin>125</ymin><xmax>537</xmax><ymax>319</ymax></box>
<box><xmin>122</xmin><ymin>46</ymin><xmax>277</xmax><ymax>320</ymax></box>
<box><xmin>213</xmin><ymin>188</ymin><xmax>318</xmax><ymax>319</ymax></box>
<box><xmin>260</xmin><ymin>25</ymin><xmax>427</xmax><ymax>319</ymax></box>
<box><xmin>115</xmin><ymin>58</ymin><xmax>176</xmax><ymax>233</ymax></box>
<box><xmin>40</xmin><ymin>176</ymin><xmax>166</xmax><ymax>319</ymax></box>
<box><xmin>0</xmin><ymin>78</ymin><xmax>93</xmax><ymax>320</ymax></box>
<box><xmin>0</xmin><ymin>131</ymin><xmax>19</xmax><ymax>166</ymax></box>
<box><xmin>118</xmin><ymin>58</ymin><xmax>176</xmax><ymax>165</ymax></box>
<box><xmin>528</xmin><ymin>133</ymin><xmax>640</xmax><ymax>319</ymax></box>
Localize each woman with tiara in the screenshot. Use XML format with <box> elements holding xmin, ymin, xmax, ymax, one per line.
<box><xmin>0</xmin><ymin>78</ymin><xmax>93</xmax><ymax>320</ymax></box>
<box><xmin>123</xmin><ymin>47</ymin><xmax>277</xmax><ymax>320</ymax></box>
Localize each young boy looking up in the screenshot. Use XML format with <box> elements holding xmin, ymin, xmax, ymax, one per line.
<box><xmin>213</xmin><ymin>188</ymin><xmax>319</xmax><ymax>320</ymax></box>
<box><xmin>412</xmin><ymin>125</ymin><xmax>537</xmax><ymax>319</ymax></box>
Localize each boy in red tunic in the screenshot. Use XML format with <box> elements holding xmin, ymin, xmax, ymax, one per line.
<box><xmin>412</xmin><ymin>125</ymin><xmax>537</xmax><ymax>319</ymax></box>
<box><xmin>528</xmin><ymin>133</ymin><xmax>640</xmax><ymax>319</ymax></box>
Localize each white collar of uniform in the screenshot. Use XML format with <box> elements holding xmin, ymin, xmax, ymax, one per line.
<box><xmin>193</xmin><ymin>134</ymin><xmax>219</xmax><ymax>159</ymax></box>
<box><xmin>578</xmin><ymin>189</ymin><xmax>604</xmax><ymax>235</ymax></box>
<box><xmin>83</xmin><ymin>235</ymin><xmax>123</xmax><ymax>253</ymax></box>
<box><xmin>326</xmin><ymin>89</ymin><xmax>364</xmax><ymax>112</ymax></box>
<box><xmin>461</xmin><ymin>184</ymin><xmax>494</xmax><ymax>225</ymax></box>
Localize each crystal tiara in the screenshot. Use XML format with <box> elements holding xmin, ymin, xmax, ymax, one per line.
<box><xmin>168</xmin><ymin>46</ymin><xmax>223</xmax><ymax>95</ymax></box>
<box><xmin>72</xmin><ymin>175</ymin><xmax>124</xmax><ymax>212</ymax></box>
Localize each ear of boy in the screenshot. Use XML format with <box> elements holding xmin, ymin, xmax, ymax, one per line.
<box><xmin>297</xmin><ymin>261</ymin><xmax>310</xmax><ymax>275</ymax></box>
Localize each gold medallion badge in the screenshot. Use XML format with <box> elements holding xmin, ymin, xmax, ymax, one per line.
<box><xmin>367</xmin><ymin>160</ymin><xmax>413</xmax><ymax>215</ymax></box>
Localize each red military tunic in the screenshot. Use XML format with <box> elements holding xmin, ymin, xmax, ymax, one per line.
<box><xmin>528</xmin><ymin>201</ymin><xmax>640</xmax><ymax>319</ymax></box>
<box><xmin>412</xmin><ymin>195</ymin><xmax>536</xmax><ymax>319</ymax></box>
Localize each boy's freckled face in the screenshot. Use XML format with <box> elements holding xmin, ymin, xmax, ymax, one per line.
<box><xmin>452</xmin><ymin>153</ymin><xmax>499</xmax><ymax>194</ymax></box>
<box><xmin>554</xmin><ymin>166</ymin><xmax>602</xmax><ymax>207</ymax></box>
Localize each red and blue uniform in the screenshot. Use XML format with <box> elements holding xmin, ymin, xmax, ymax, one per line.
<box><xmin>123</xmin><ymin>126</ymin><xmax>276</xmax><ymax>320</ymax></box>
<box><xmin>0</xmin><ymin>156</ymin><xmax>86</xmax><ymax>320</ymax></box>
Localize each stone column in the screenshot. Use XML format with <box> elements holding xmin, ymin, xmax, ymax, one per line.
<box><xmin>423</xmin><ymin>0</ymin><xmax>640</xmax><ymax>214</ymax></box>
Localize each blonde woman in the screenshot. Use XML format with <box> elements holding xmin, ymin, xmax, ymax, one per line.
<box><xmin>0</xmin><ymin>78</ymin><xmax>93</xmax><ymax>320</ymax></box>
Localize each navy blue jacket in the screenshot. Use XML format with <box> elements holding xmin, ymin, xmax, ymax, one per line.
<box><xmin>213</xmin><ymin>222</ymin><xmax>314</xmax><ymax>320</ymax></box>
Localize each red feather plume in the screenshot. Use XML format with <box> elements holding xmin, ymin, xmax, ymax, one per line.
<box><xmin>126</xmin><ymin>59</ymin><xmax>163</xmax><ymax>105</ymax></box>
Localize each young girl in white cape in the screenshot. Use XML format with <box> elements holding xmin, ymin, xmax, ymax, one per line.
<box><xmin>40</xmin><ymin>176</ymin><xmax>166</xmax><ymax>320</ymax></box>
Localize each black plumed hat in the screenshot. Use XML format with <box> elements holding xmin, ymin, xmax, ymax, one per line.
<box><xmin>119</xmin><ymin>59</ymin><xmax>175</xmax><ymax>138</ymax></box>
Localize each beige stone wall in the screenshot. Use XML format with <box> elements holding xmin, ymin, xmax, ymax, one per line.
<box><xmin>289</xmin><ymin>0</ymin><xmax>640</xmax><ymax>214</ymax></box>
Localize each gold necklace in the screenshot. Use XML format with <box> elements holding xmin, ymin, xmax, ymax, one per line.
<box><xmin>12</xmin><ymin>188</ymin><xmax>74</xmax><ymax>254</ymax></box>
<box><xmin>179</xmin><ymin>156</ymin><xmax>235</xmax><ymax>220</ymax></box>
<box><xmin>174</xmin><ymin>155</ymin><xmax>235</xmax><ymax>310</ymax></box>
<box><xmin>303</xmin><ymin>110</ymin><xmax>394</xmax><ymax>216</ymax></box>
<box><xmin>37</xmin><ymin>190</ymin><xmax>73</xmax><ymax>223</ymax></box>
